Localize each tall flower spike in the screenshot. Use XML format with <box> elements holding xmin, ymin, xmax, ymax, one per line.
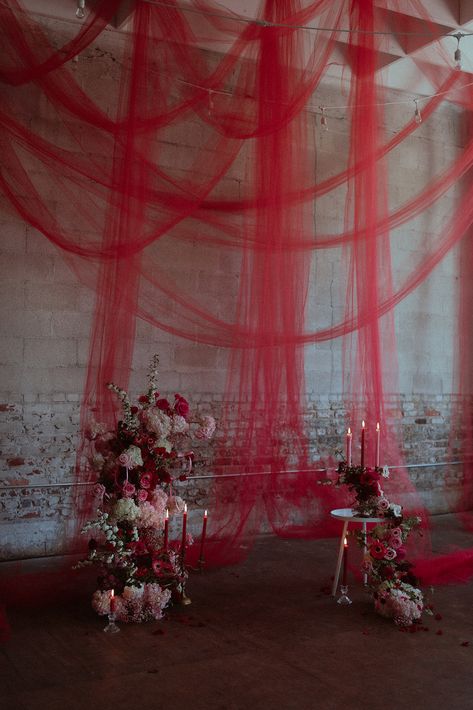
<box><xmin>320</xmin><ymin>106</ymin><xmax>328</xmax><ymax>131</ymax></box>
<box><xmin>414</xmin><ymin>99</ymin><xmax>422</xmax><ymax>125</ymax></box>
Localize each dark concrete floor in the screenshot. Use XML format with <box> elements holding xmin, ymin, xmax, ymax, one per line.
<box><xmin>1</xmin><ymin>516</ymin><xmax>473</xmax><ymax>710</ymax></box>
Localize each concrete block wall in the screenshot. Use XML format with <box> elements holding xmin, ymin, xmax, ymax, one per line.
<box><xmin>0</xmin><ymin>23</ymin><xmax>468</xmax><ymax>559</ymax></box>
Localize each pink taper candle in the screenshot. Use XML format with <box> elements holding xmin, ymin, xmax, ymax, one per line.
<box><xmin>346</xmin><ymin>427</ymin><xmax>352</xmax><ymax>466</ymax></box>
<box><xmin>375</xmin><ymin>422</ymin><xmax>380</xmax><ymax>468</ymax></box>
<box><xmin>360</xmin><ymin>420</ymin><xmax>365</xmax><ymax>468</ymax></box>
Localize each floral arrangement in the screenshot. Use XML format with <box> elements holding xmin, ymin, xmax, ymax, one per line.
<box><xmin>76</xmin><ymin>355</ymin><xmax>216</xmax><ymax>623</ymax></box>
<box><xmin>337</xmin><ymin>460</ymin><xmax>424</xmax><ymax>626</ymax></box>
<box><xmin>337</xmin><ymin>462</ymin><xmax>396</xmax><ymax>518</ymax></box>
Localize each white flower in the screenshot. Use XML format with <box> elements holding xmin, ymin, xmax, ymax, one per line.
<box><xmin>143</xmin><ymin>408</ymin><xmax>172</xmax><ymax>438</ymax></box>
<box><xmin>112</xmin><ymin>498</ymin><xmax>140</xmax><ymax>522</ymax></box>
<box><xmin>172</xmin><ymin>415</ymin><xmax>189</xmax><ymax>435</ymax></box>
<box><xmin>91</xmin><ymin>590</ymin><xmax>112</xmax><ymax>616</ymax></box>
<box><xmin>149</xmin><ymin>487</ymin><xmax>168</xmax><ymax>517</ymax></box>
<box><xmin>389</xmin><ymin>503</ymin><xmax>402</xmax><ymax>517</ymax></box>
<box><xmin>91</xmin><ymin>454</ymin><xmax>105</xmax><ymax>471</ymax></box>
<box><xmin>194</xmin><ymin>415</ymin><xmax>216</xmax><ymax>440</ymax></box>
<box><xmin>382</xmin><ymin>465</ymin><xmax>390</xmax><ymax>479</ymax></box>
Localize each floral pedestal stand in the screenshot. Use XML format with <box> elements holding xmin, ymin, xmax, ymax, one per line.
<box><xmin>330</xmin><ymin>508</ymin><xmax>385</xmax><ymax>596</ymax></box>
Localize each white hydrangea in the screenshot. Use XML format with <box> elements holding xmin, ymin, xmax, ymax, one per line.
<box><xmin>138</xmin><ymin>500</ymin><xmax>166</xmax><ymax>528</ymax></box>
<box><xmin>171</xmin><ymin>414</ymin><xmax>189</xmax><ymax>435</ymax></box>
<box><xmin>149</xmin><ymin>487</ymin><xmax>168</xmax><ymax>517</ymax></box>
<box><xmin>91</xmin><ymin>589</ymin><xmax>112</xmax><ymax>616</ymax></box>
<box><xmin>143</xmin><ymin>408</ymin><xmax>172</xmax><ymax>439</ymax></box>
<box><xmin>194</xmin><ymin>414</ymin><xmax>216</xmax><ymax>440</ymax></box>
<box><xmin>112</xmin><ymin>498</ymin><xmax>140</xmax><ymax>522</ymax></box>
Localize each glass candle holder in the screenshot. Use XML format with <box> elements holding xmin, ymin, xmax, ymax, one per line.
<box><xmin>103</xmin><ymin>612</ymin><xmax>120</xmax><ymax>633</ymax></box>
<box><xmin>337</xmin><ymin>584</ymin><xmax>352</xmax><ymax>606</ymax></box>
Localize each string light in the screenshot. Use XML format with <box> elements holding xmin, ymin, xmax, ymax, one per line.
<box><xmin>413</xmin><ymin>98</ymin><xmax>422</xmax><ymax>124</ymax></box>
<box><xmin>142</xmin><ymin>1</ymin><xmax>473</xmax><ymax>42</ymax></box>
<box><xmin>453</xmin><ymin>32</ymin><xmax>464</xmax><ymax>70</ymax></box>
<box><xmin>76</xmin><ymin>0</ymin><xmax>86</xmax><ymax>19</ymax></box>
<box><xmin>320</xmin><ymin>106</ymin><xmax>328</xmax><ymax>131</ymax></box>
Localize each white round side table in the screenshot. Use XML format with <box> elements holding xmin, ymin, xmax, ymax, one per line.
<box><xmin>330</xmin><ymin>508</ymin><xmax>385</xmax><ymax>597</ymax></box>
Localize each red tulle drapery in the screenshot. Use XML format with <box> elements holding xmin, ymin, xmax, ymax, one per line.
<box><xmin>1</xmin><ymin>0</ymin><xmax>473</xmax><ymax>581</ymax></box>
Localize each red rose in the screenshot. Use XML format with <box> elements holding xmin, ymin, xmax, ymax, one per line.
<box><xmin>158</xmin><ymin>469</ymin><xmax>171</xmax><ymax>484</ymax></box>
<box><xmin>174</xmin><ymin>394</ymin><xmax>189</xmax><ymax>418</ymax></box>
<box><xmin>155</xmin><ymin>398</ymin><xmax>170</xmax><ymax>412</ymax></box>
<box><xmin>138</xmin><ymin>395</ymin><xmax>148</xmax><ymax>403</ymax></box>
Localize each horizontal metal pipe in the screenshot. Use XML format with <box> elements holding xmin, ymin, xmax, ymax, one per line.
<box><xmin>0</xmin><ymin>460</ymin><xmax>463</xmax><ymax>490</ymax></box>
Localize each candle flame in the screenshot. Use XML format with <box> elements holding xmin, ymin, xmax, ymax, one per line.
<box><xmin>184</xmin><ymin>503</ymin><xmax>187</xmax><ymax>513</ymax></box>
<box><xmin>344</xmin><ymin>536</ymin><xmax>348</xmax><ymax>547</ymax></box>
<box><xmin>165</xmin><ymin>508</ymin><xmax>169</xmax><ymax>519</ymax></box>
<box><xmin>362</xmin><ymin>420</ymin><xmax>365</xmax><ymax>428</ymax></box>
<box><xmin>376</xmin><ymin>421</ymin><xmax>380</xmax><ymax>431</ymax></box>
<box><xmin>110</xmin><ymin>589</ymin><xmax>115</xmax><ymax>598</ymax></box>
<box><xmin>204</xmin><ymin>509</ymin><xmax>208</xmax><ymax>517</ymax></box>
<box><xmin>347</xmin><ymin>427</ymin><xmax>351</xmax><ymax>435</ymax></box>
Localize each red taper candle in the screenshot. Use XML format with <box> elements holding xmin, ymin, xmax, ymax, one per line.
<box><xmin>181</xmin><ymin>503</ymin><xmax>187</xmax><ymax>562</ymax></box>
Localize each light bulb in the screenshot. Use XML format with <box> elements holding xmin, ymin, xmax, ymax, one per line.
<box><xmin>414</xmin><ymin>99</ymin><xmax>422</xmax><ymax>125</ymax></box>
<box><xmin>320</xmin><ymin>106</ymin><xmax>328</xmax><ymax>131</ymax></box>
<box><xmin>453</xmin><ymin>33</ymin><xmax>464</xmax><ymax>71</ymax></box>
<box><xmin>76</xmin><ymin>1</ymin><xmax>85</xmax><ymax>19</ymax></box>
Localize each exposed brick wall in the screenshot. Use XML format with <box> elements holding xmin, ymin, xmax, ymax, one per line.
<box><xmin>0</xmin><ymin>392</ymin><xmax>466</xmax><ymax>559</ymax></box>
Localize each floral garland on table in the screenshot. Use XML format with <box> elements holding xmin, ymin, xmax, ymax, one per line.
<box><xmin>337</xmin><ymin>461</ymin><xmax>424</xmax><ymax>627</ymax></box>
<box><xmin>76</xmin><ymin>355</ymin><xmax>216</xmax><ymax>623</ymax></box>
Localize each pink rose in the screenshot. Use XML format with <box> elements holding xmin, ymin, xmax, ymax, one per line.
<box><xmin>140</xmin><ymin>473</ymin><xmax>153</xmax><ymax>489</ymax></box>
<box><xmin>396</xmin><ymin>546</ymin><xmax>407</xmax><ymax>560</ymax></box>
<box><xmin>122</xmin><ymin>481</ymin><xmax>136</xmax><ymax>498</ymax></box>
<box><xmin>388</xmin><ymin>535</ymin><xmax>403</xmax><ymax>549</ymax></box>
<box><xmin>390</xmin><ymin>527</ymin><xmax>403</xmax><ymax>539</ymax></box>
<box><xmin>94</xmin><ymin>483</ymin><xmax>106</xmax><ymax>500</ymax></box>
<box><xmin>384</xmin><ymin>547</ymin><xmax>397</xmax><ymax>561</ymax></box>
<box><xmin>137</xmin><ymin>489</ymin><xmax>148</xmax><ymax>502</ymax></box>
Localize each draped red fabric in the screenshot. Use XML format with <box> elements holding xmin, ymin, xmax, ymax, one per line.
<box><xmin>1</xmin><ymin>0</ymin><xmax>473</xmax><ymax>582</ymax></box>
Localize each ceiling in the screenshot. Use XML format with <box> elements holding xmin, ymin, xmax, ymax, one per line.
<box><xmin>16</xmin><ymin>0</ymin><xmax>473</xmax><ymax>96</ymax></box>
